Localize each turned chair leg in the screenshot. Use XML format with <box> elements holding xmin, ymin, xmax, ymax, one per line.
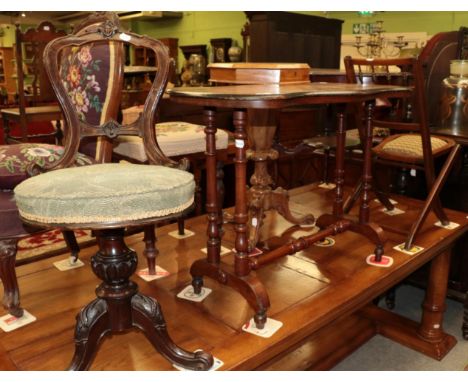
<box><xmin>177</xmin><ymin>218</ymin><xmax>185</xmax><ymax>236</ymax></box>
<box><xmin>143</xmin><ymin>225</ymin><xmax>158</xmax><ymax>275</ymax></box>
<box><xmin>62</xmin><ymin>230</ymin><xmax>80</xmax><ymax>262</ymax></box>
<box><xmin>0</xmin><ymin>239</ymin><xmax>23</xmax><ymax>317</ymax></box>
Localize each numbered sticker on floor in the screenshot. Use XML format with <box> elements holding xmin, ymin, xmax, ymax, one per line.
<box><xmin>381</xmin><ymin>207</ymin><xmax>405</xmax><ymax>216</ymax></box>
<box><xmin>434</xmin><ymin>221</ymin><xmax>460</xmax><ymax>230</ymax></box>
<box><xmin>173</xmin><ymin>354</ymin><xmax>224</xmax><ymax>371</ymax></box>
<box><xmin>314</xmin><ymin>237</ymin><xmax>335</xmax><ymax>247</ymax></box>
<box><xmin>0</xmin><ymin>310</ymin><xmax>36</xmax><ymax>332</ymax></box>
<box><xmin>177</xmin><ymin>285</ymin><xmax>212</xmax><ymax>302</ymax></box>
<box><xmin>53</xmin><ymin>257</ymin><xmax>85</xmax><ymax>271</ymax></box>
<box><xmin>318</xmin><ymin>182</ymin><xmax>336</xmax><ymax>190</ymax></box>
<box><xmin>242</xmin><ymin>317</ymin><xmax>283</xmax><ymax>338</ymax></box>
<box><xmin>393</xmin><ymin>243</ymin><xmax>424</xmax><ymax>255</ymax></box>
<box><xmin>201</xmin><ymin>246</ymin><xmax>231</xmax><ymax>256</ymax></box>
<box><xmin>366</xmin><ymin>254</ymin><xmax>394</xmax><ymax>268</ymax></box>
<box><xmin>168</xmin><ymin>229</ymin><xmax>195</xmax><ymax>239</ymax></box>
<box><xmin>136</xmin><ymin>266</ymin><xmax>170</xmax><ymax>282</ymax></box>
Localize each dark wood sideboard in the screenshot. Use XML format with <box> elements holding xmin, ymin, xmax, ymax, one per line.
<box><xmin>245</xmin><ymin>11</ymin><xmax>343</xmax><ymax>69</ymax></box>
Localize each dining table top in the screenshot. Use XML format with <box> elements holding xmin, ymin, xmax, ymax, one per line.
<box><xmin>168</xmin><ymin>82</ymin><xmax>411</xmax><ymax>109</ymax></box>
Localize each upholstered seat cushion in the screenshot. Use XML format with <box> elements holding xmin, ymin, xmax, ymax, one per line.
<box><xmin>113</xmin><ymin>121</ymin><xmax>229</xmax><ymax>162</ymax></box>
<box><xmin>14</xmin><ymin>163</ymin><xmax>195</xmax><ymax>226</ymax></box>
<box><xmin>372</xmin><ymin>134</ymin><xmax>454</xmax><ymax>162</ymax></box>
<box><xmin>0</xmin><ymin>144</ymin><xmax>95</xmax><ymax>190</ymax></box>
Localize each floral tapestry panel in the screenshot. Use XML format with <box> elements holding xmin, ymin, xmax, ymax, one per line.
<box><xmin>60</xmin><ymin>42</ymin><xmax>112</xmax><ymax>126</ymax></box>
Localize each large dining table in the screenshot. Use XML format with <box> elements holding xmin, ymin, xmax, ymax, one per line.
<box><xmin>168</xmin><ymin>82</ymin><xmax>411</xmax><ymax>329</ymax></box>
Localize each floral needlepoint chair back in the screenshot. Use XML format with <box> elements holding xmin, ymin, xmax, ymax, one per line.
<box><xmin>0</xmin><ymin>13</ymin><xmax>122</xmax><ymax>319</ymax></box>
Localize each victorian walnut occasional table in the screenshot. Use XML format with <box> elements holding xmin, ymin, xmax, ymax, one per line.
<box><xmin>169</xmin><ymin>82</ymin><xmax>411</xmax><ymax>328</ymax></box>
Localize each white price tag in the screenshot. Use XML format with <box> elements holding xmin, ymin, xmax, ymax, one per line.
<box><xmin>119</xmin><ymin>32</ymin><xmax>131</xmax><ymax>41</ymax></box>
<box><xmin>235</xmin><ymin>139</ymin><xmax>245</xmax><ymax>148</ymax></box>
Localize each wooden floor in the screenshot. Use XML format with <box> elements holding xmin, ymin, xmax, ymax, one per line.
<box><xmin>0</xmin><ymin>183</ymin><xmax>466</xmax><ymax>370</ymax></box>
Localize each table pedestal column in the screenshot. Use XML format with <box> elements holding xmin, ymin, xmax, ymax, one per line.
<box><xmin>246</xmin><ymin>109</ymin><xmax>314</xmax><ymax>250</ymax></box>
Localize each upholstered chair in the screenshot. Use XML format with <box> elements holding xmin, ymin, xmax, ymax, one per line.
<box><xmin>0</xmin><ymin>16</ymin><xmax>124</xmax><ymax>319</ymax></box>
<box><xmin>343</xmin><ymin>56</ymin><xmax>460</xmax><ymax>250</ymax></box>
<box><xmin>13</xmin><ymin>12</ymin><xmax>212</xmax><ymax>371</ymax></box>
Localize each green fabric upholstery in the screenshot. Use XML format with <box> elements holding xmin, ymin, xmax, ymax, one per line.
<box><xmin>14</xmin><ymin>163</ymin><xmax>194</xmax><ymax>225</ymax></box>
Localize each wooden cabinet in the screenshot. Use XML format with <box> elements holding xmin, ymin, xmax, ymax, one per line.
<box><xmin>246</xmin><ymin>11</ymin><xmax>343</xmax><ymax>69</ymax></box>
<box><xmin>0</xmin><ymin>47</ymin><xmax>15</xmax><ymax>102</ymax></box>
<box><xmin>133</xmin><ymin>38</ymin><xmax>178</xmax><ymax>83</ymax></box>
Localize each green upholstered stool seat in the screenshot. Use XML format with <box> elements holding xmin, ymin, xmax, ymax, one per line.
<box><xmin>14</xmin><ymin>163</ymin><xmax>195</xmax><ymax>226</ymax></box>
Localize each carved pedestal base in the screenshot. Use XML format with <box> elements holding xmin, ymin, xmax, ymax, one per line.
<box><xmin>68</xmin><ymin>229</ymin><xmax>213</xmax><ymax>371</ymax></box>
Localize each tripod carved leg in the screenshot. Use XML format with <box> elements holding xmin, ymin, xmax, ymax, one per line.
<box><xmin>0</xmin><ymin>239</ymin><xmax>23</xmax><ymax>317</ymax></box>
<box><xmin>132</xmin><ymin>294</ymin><xmax>213</xmax><ymax>370</ymax></box>
<box><xmin>68</xmin><ymin>299</ymin><xmax>110</xmax><ymax>370</ymax></box>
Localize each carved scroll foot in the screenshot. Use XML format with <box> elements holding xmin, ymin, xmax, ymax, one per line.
<box><xmin>316</xmin><ymin>214</ymin><xmax>387</xmax><ymax>260</ymax></box>
<box><xmin>68</xmin><ymin>298</ymin><xmax>109</xmax><ymax>371</ymax></box>
<box><xmin>132</xmin><ymin>294</ymin><xmax>213</xmax><ymax>370</ymax></box>
<box><xmin>0</xmin><ymin>239</ymin><xmax>23</xmax><ymax>317</ymax></box>
<box><xmin>190</xmin><ymin>259</ymin><xmax>270</xmax><ymax>330</ymax></box>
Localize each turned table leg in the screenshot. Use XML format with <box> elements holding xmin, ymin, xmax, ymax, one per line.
<box><xmin>192</xmin><ymin>107</ymin><xmax>221</xmax><ymax>294</ymax></box>
<box><xmin>0</xmin><ymin>239</ymin><xmax>23</xmax><ymax>318</ymax></box>
<box><xmin>68</xmin><ymin>228</ymin><xmax>213</xmax><ymax>371</ymax></box>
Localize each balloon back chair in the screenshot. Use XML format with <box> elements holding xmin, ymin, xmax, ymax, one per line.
<box><xmin>13</xmin><ymin>13</ymin><xmax>212</xmax><ymax>370</ymax></box>
<box><xmin>0</xmin><ymin>16</ymin><xmax>124</xmax><ymax>319</ymax></box>
<box><xmin>342</xmin><ymin>56</ymin><xmax>461</xmax><ymax>251</ymax></box>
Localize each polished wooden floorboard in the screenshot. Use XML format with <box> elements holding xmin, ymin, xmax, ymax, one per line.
<box><xmin>0</xmin><ymin>184</ymin><xmax>466</xmax><ymax>370</ymax></box>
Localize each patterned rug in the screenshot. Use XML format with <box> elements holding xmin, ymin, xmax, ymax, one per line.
<box><xmin>17</xmin><ymin>229</ymin><xmax>95</xmax><ymax>263</ymax></box>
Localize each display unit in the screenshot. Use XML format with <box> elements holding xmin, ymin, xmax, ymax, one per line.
<box><xmin>210</xmin><ymin>38</ymin><xmax>232</xmax><ymax>63</ymax></box>
<box><xmin>245</xmin><ymin>11</ymin><xmax>343</xmax><ymax>69</ymax></box>
<box><xmin>0</xmin><ymin>47</ymin><xmax>15</xmax><ymax>103</ymax></box>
